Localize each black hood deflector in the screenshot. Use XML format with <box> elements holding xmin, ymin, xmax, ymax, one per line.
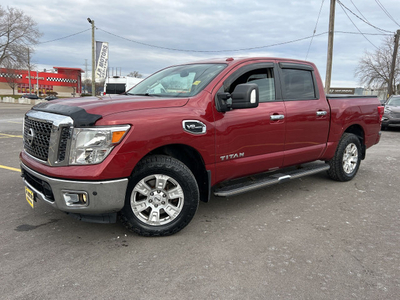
<box><xmin>33</xmin><ymin>102</ymin><xmax>102</xmax><ymax>127</ymax></box>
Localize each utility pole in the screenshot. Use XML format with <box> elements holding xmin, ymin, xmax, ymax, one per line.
<box><xmin>388</xmin><ymin>29</ymin><xmax>400</xmax><ymax>97</ymax></box>
<box><xmin>325</xmin><ymin>0</ymin><xmax>336</xmax><ymax>95</ymax></box>
<box><xmin>84</xmin><ymin>59</ymin><xmax>88</xmax><ymax>93</ymax></box>
<box><xmin>27</xmin><ymin>48</ymin><xmax>32</xmax><ymax>94</ymax></box>
<box><xmin>36</xmin><ymin>70</ymin><xmax>39</xmax><ymax>97</ymax></box>
<box><xmin>88</xmin><ymin>18</ymin><xmax>96</xmax><ymax>96</ymax></box>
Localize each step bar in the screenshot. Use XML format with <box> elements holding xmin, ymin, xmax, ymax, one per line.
<box><xmin>214</xmin><ymin>163</ymin><xmax>330</xmax><ymax>197</ymax></box>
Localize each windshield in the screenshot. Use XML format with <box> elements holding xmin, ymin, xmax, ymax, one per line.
<box><xmin>387</xmin><ymin>96</ymin><xmax>400</xmax><ymax>106</ymax></box>
<box><xmin>127</xmin><ymin>63</ymin><xmax>227</xmax><ymax>97</ymax></box>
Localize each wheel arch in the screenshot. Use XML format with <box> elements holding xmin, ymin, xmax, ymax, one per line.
<box><xmin>343</xmin><ymin>124</ymin><xmax>366</xmax><ymax>159</ymax></box>
<box><xmin>141</xmin><ymin>144</ymin><xmax>211</xmax><ymax>203</ymax></box>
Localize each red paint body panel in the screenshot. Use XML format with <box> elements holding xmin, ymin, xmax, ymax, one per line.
<box><xmin>283</xmin><ymin>99</ymin><xmax>330</xmax><ymax>166</ymax></box>
<box><xmin>20</xmin><ymin>57</ymin><xmax>382</xmax><ymax>189</ymax></box>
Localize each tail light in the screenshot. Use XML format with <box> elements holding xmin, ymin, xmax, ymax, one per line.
<box><xmin>378</xmin><ymin>106</ymin><xmax>384</xmax><ymax>123</ymax></box>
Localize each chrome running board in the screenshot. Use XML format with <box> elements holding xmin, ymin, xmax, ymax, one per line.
<box><xmin>214</xmin><ymin>163</ymin><xmax>330</xmax><ymax>197</ymax></box>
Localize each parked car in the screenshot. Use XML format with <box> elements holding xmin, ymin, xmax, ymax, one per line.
<box><xmin>381</xmin><ymin>95</ymin><xmax>400</xmax><ymax>130</ymax></box>
<box><xmin>20</xmin><ymin>57</ymin><xmax>384</xmax><ymax>236</ymax></box>
<box><xmin>45</xmin><ymin>95</ymin><xmax>58</xmax><ymax>101</ymax></box>
<box><xmin>21</xmin><ymin>94</ymin><xmax>41</xmax><ymax>99</ymax></box>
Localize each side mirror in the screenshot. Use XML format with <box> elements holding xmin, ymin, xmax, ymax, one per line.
<box><xmin>217</xmin><ymin>83</ymin><xmax>259</xmax><ymax>112</ymax></box>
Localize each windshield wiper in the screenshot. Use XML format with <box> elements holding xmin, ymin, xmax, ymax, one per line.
<box><xmin>127</xmin><ymin>93</ymin><xmax>162</xmax><ymax>97</ymax></box>
<box><xmin>127</xmin><ymin>93</ymin><xmax>150</xmax><ymax>96</ymax></box>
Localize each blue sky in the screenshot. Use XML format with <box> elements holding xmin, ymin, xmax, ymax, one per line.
<box><xmin>3</xmin><ymin>0</ymin><xmax>400</xmax><ymax>87</ymax></box>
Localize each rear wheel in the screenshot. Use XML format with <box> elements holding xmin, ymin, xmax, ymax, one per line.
<box><xmin>327</xmin><ymin>133</ymin><xmax>362</xmax><ymax>182</ymax></box>
<box><xmin>119</xmin><ymin>155</ymin><xmax>199</xmax><ymax>236</ymax></box>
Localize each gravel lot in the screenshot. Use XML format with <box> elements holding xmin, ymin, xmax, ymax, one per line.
<box><xmin>1</xmin><ymin>102</ymin><xmax>399</xmax><ymax>299</ymax></box>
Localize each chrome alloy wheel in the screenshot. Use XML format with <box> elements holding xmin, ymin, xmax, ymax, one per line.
<box><xmin>342</xmin><ymin>143</ymin><xmax>358</xmax><ymax>174</ymax></box>
<box><xmin>131</xmin><ymin>174</ymin><xmax>184</xmax><ymax>226</ymax></box>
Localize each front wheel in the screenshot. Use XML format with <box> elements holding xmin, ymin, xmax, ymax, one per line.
<box><xmin>119</xmin><ymin>155</ymin><xmax>199</xmax><ymax>236</ymax></box>
<box><xmin>327</xmin><ymin>133</ymin><xmax>362</xmax><ymax>182</ymax></box>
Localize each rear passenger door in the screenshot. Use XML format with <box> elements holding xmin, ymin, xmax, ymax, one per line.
<box><xmin>278</xmin><ymin>63</ymin><xmax>330</xmax><ymax>166</ymax></box>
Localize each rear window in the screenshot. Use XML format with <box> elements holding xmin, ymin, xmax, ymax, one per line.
<box><xmin>282</xmin><ymin>69</ymin><xmax>316</xmax><ymax>100</ymax></box>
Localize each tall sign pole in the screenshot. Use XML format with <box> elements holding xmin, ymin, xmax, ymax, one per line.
<box><xmin>325</xmin><ymin>0</ymin><xmax>336</xmax><ymax>95</ymax></box>
<box><xmin>88</xmin><ymin>18</ymin><xmax>96</xmax><ymax>96</ymax></box>
<box><xmin>388</xmin><ymin>30</ymin><xmax>400</xmax><ymax>97</ymax></box>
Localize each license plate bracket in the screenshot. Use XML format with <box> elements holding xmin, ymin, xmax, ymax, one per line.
<box><xmin>25</xmin><ymin>186</ymin><xmax>35</xmax><ymax>208</ymax></box>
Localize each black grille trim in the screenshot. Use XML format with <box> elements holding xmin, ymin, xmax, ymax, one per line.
<box><xmin>58</xmin><ymin>126</ymin><xmax>71</xmax><ymax>162</ymax></box>
<box><xmin>22</xmin><ymin>168</ymin><xmax>55</xmax><ymax>202</ymax></box>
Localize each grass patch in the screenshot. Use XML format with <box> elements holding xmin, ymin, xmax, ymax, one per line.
<box><xmin>0</xmin><ymin>95</ymin><xmax>20</xmax><ymax>99</ymax></box>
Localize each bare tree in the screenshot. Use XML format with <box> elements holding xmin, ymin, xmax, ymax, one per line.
<box><xmin>355</xmin><ymin>37</ymin><xmax>400</xmax><ymax>94</ymax></box>
<box><xmin>82</xmin><ymin>78</ymin><xmax>105</xmax><ymax>95</ymax></box>
<box><xmin>3</xmin><ymin>63</ymin><xmax>22</xmax><ymax>95</ymax></box>
<box><xmin>127</xmin><ymin>71</ymin><xmax>143</xmax><ymax>78</ymax></box>
<box><xmin>0</xmin><ymin>6</ymin><xmax>42</xmax><ymax>67</ymax></box>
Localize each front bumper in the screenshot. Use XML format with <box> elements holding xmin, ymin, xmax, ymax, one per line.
<box><xmin>21</xmin><ymin>163</ymin><xmax>128</xmax><ymax>214</ymax></box>
<box><xmin>382</xmin><ymin>115</ymin><xmax>400</xmax><ymax>127</ymax></box>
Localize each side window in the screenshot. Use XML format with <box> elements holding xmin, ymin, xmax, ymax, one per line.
<box><xmin>281</xmin><ymin>69</ymin><xmax>316</xmax><ymax>100</ymax></box>
<box><xmin>226</xmin><ymin>68</ymin><xmax>276</xmax><ymax>103</ymax></box>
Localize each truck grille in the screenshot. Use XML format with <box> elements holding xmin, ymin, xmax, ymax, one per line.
<box><xmin>23</xmin><ymin>111</ymin><xmax>73</xmax><ymax>166</ymax></box>
<box><xmin>24</xmin><ymin>117</ymin><xmax>52</xmax><ymax>161</ymax></box>
<box><xmin>390</xmin><ymin>112</ymin><xmax>400</xmax><ymax>119</ymax></box>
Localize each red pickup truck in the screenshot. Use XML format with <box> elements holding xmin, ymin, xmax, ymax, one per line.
<box><xmin>20</xmin><ymin>57</ymin><xmax>384</xmax><ymax>236</ymax></box>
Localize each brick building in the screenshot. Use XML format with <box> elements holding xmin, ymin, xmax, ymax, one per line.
<box><xmin>0</xmin><ymin>67</ymin><xmax>84</xmax><ymax>97</ymax></box>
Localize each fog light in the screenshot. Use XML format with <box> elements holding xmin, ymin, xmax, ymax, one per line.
<box><xmin>63</xmin><ymin>191</ymin><xmax>89</xmax><ymax>206</ymax></box>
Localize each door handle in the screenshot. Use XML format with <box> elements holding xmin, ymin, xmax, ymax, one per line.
<box><xmin>270</xmin><ymin>114</ymin><xmax>285</xmax><ymax>120</ymax></box>
<box><xmin>316</xmin><ymin>111</ymin><xmax>327</xmax><ymax>116</ymax></box>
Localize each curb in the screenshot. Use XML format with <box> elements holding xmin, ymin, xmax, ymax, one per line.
<box><xmin>1</xmin><ymin>97</ymin><xmax>45</xmax><ymax>105</ymax></box>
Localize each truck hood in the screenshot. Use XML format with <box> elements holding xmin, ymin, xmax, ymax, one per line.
<box><xmin>36</xmin><ymin>94</ymin><xmax>189</xmax><ymax>117</ymax></box>
<box><xmin>31</xmin><ymin>95</ymin><xmax>190</xmax><ymax>127</ymax></box>
<box><xmin>386</xmin><ymin>105</ymin><xmax>400</xmax><ymax>113</ymax></box>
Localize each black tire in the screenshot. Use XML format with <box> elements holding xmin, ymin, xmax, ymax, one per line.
<box><xmin>327</xmin><ymin>133</ymin><xmax>362</xmax><ymax>182</ymax></box>
<box><xmin>119</xmin><ymin>155</ymin><xmax>199</xmax><ymax>236</ymax></box>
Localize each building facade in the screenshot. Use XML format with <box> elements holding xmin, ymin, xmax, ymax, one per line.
<box><xmin>0</xmin><ymin>67</ymin><xmax>83</xmax><ymax>97</ymax></box>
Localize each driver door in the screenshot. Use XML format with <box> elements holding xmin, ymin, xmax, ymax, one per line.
<box><xmin>213</xmin><ymin>62</ymin><xmax>286</xmax><ymax>183</ymax></box>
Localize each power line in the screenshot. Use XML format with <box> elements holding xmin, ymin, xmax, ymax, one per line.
<box><xmin>32</xmin><ymin>26</ymin><xmax>391</xmax><ymax>54</ymax></box>
<box><xmin>349</xmin><ymin>0</ymin><xmax>370</xmax><ymax>23</ymax></box>
<box><xmin>98</xmin><ymin>27</ymin><xmax>387</xmax><ymax>53</ymax></box>
<box><xmin>375</xmin><ymin>0</ymin><xmax>400</xmax><ymax>27</ymax></box>
<box><xmin>97</xmin><ymin>27</ymin><xmax>329</xmax><ymax>53</ymax></box>
<box><xmin>336</xmin><ymin>30</ymin><xmax>391</xmax><ymax>36</ymax></box>
<box><xmin>336</xmin><ymin>0</ymin><xmax>392</xmax><ymax>33</ymax></box>
<box><xmin>305</xmin><ymin>0</ymin><xmax>326</xmax><ymax>60</ymax></box>
<box><xmin>338</xmin><ymin>1</ymin><xmax>379</xmax><ymax>49</ymax></box>
<box><xmin>36</xmin><ymin>28</ymin><xmax>91</xmax><ymax>45</ymax></box>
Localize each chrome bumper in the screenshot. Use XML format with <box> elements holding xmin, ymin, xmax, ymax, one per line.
<box><xmin>21</xmin><ymin>163</ymin><xmax>128</xmax><ymax>214</ymax></box>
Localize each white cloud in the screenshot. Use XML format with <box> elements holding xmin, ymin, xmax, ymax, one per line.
<box><xmin>2</xmin><ymin>0</ymin><xmax>400</xmax><ymax>87</ymax></box>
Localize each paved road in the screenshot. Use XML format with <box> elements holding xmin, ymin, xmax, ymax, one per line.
<box><xmin>1</xmin><ymin>103</ymin><xmax>399</xmax><ymax>299</ymax></box>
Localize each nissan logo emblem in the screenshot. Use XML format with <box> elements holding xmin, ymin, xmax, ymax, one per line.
<box><xmin>26</xmin><ymin>128</ymin><xmax>36</xmax><ymax>146</ymax></box>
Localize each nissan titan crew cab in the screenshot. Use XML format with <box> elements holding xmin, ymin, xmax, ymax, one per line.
<box><xmin>20</xmin><ymin>57</ymin><xmax>384</xmax><ymax>236</ymax></box>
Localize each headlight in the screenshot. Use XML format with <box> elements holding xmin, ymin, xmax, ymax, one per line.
<box><xmin>384</xmin><ymin>107</ymin><xmax>391</xmax><ymax>113</ymax></box>
<box><xmin>69</xmin><ymin>125</ymin><xmax>130</xmax><ymax>165</ymax></box>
